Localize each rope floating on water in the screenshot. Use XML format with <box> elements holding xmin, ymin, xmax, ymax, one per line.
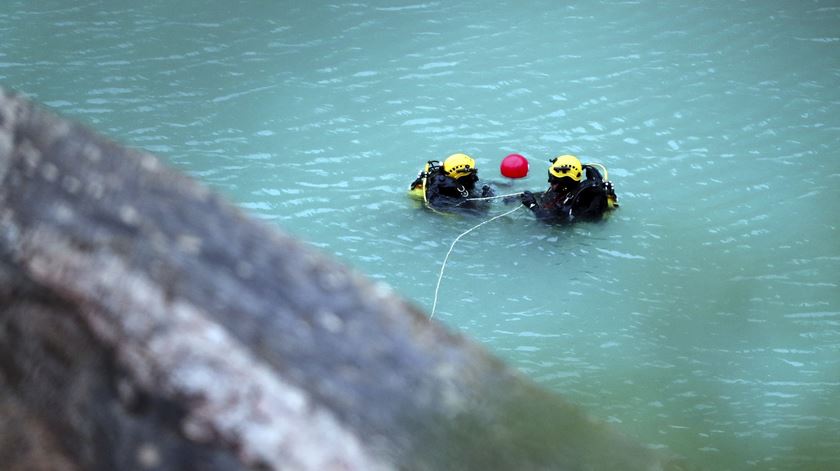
<box><xmin>429</xmin><ymin>204</ymin><xmax>524</xmax><ymax>320</ymax></box>
<box><xmin>464</xmin><ymin>191</ymin><xmax>523</xmax><ymax>202</ymax></box>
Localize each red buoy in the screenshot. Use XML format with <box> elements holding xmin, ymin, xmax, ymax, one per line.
<box><xmin>500</xmin><ymin>153</ymin><xmax>529</xmax><ymax>178</ymax></box>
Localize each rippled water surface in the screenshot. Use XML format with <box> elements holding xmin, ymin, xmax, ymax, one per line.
<box><xmin>3</xmin><ymin>1</ymin><xmax>839</xmax><ymax>469</ymax></box>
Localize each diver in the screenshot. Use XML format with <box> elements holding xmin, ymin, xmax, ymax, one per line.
<box><xmin>520</xmin><ymin>154</ymin><xmax>618</xmax><ymax>223</ymax></box>
<box><xmin>409</xmin><ymin>153</ymin><xmax>494</xmax><ymax>210</ymax></box>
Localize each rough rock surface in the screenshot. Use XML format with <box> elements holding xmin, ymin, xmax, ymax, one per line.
<box><xmin>0</xmin><ymin>88</ymin><xmax>691</xmax><ymax>470</ymax></box>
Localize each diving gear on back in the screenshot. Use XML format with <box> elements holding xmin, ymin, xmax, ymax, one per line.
<box><xmin>523</xmin><ymin>157</ymin><xmax>618</xmax><ymax>223</ymax></box>
<box><xmin>408</xmin><ymin>154</ymin><xmax>493</xmax><ymax>211</ymax></box>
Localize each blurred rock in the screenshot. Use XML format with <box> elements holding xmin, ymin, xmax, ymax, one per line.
<box><xmin>0</xmin><ymin>88</ymin><xmax>691</xmax><ymax>470</ymax></box>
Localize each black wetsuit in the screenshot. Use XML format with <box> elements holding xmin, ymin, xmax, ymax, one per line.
<box><xmin>523</xmin><ymin>165</ymin><xmax>616</xmax><ymax>223</ymax></box>
<box><xmin>413</xmin><ymin>163</ymin><xmax>494</xmax><ymax>210</ymax></box>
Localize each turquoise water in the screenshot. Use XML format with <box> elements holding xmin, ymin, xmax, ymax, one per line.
<box><xmin>3</xmin><ymin>1</ymin><xmax>839</xmax><ymax>469</ymax></box>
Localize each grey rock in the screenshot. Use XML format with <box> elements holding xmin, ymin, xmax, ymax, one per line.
<box><xmin>0</xmin><ymin>88</ymin><xmax>691</xmax><ymax>471</ymax></box>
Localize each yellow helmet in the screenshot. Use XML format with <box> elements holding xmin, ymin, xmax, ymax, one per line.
<box><xmin>443</xmin><ymin>153</ymin><xmax>477</xmax><ymax>179</ymax></box>
<box><xmin>548</xmin><ymin>154</ymin><xmax>582</xmax><ymax>182</ymax></box>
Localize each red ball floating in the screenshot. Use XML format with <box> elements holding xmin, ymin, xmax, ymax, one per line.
<box><xmin>500</xmin><ymin>153</ymin><xmax>529</xmax><ymax>178</ymax></box>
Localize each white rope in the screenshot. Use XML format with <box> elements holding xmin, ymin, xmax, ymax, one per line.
<box><xmin>429</xmin><ymin>205</ymin><xmax>524</xmax><ymax>320</ymax></box>
<box><xmin>464</xmin><ymin>191</ymin><xmax>523</xmax><ymax>202</ymax></box>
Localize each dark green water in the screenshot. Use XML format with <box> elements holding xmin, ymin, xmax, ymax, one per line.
<box><xmin>3</xmin><ymin>1</ymin><xmax>839</xmax><ymax>469</ymax></box>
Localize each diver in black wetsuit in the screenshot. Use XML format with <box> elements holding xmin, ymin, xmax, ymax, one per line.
<box><xmin>520</xmin><ymin>154</ymin><xmax>618</xmax><ymax>223</ymax></box>
<box><xmin>410</xmin><ymin>153</ymin><xmax>494</xmax><ymax>210</ymax></box>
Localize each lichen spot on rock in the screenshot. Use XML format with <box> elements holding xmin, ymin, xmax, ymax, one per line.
<box><xmin>136</xmin><ymin>443</ymin><xmax>161</xmax><ymax>468</ymax></box>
